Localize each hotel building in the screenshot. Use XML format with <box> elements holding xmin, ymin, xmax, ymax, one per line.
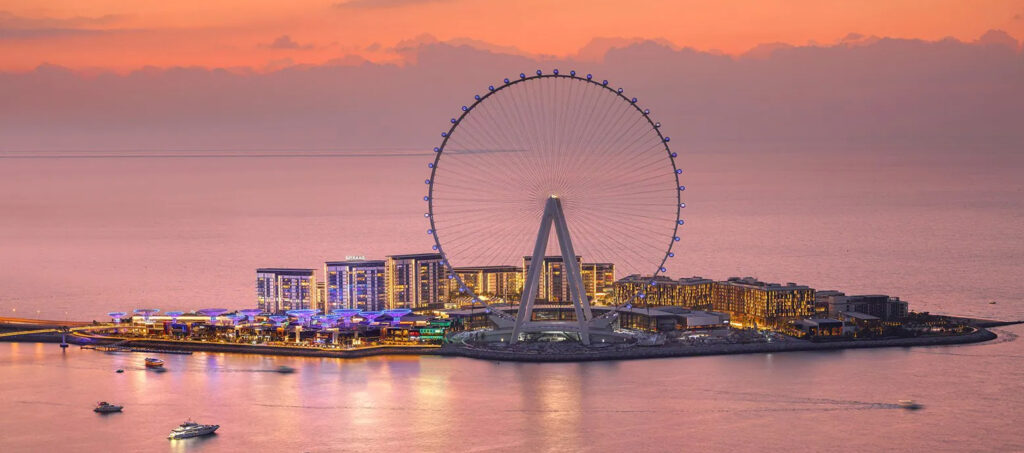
<box><xmin>712</xmin><ymin>277</ymin><xmax>815</xmax><ymax>328</ymax></box>
<box><xmin>613</xmin><ymin>275</ymin><xmax>715</xmax><ymax>310</ymax></box>
<box><xmin>325</xmin><ymin>260</ymin><xmax>387</xmax><ymax>311</ymax></box>
<box><xmin>522</xmin><ymin>255</ymin><xmax>579</xmax><ymax>304</ymax></box>
<box><xmin>386</xmin><ymin>253</ymin><xmax>448</xmax><ymax>310</ymax></box>
<box><xmin>256</xmin><ymin>268</ymin><xmax>316</xmax><ymax>314</ymax></box>
<box><xmin>581</xmin><ymin>262</ymin><xmax>615</xmax><ymax>305</ymax></box>
<box><xmin>814</xmin><ymin>291</ymin><xmax>909</xmax><ymax>322</ymax></box>
<box><xmin>452</xmin><ymin>266</ymin><xmax>523</xmax><ymax>302</ymax></box>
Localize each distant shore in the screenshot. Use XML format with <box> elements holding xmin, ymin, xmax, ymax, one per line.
<box><xmin>1</xmin><ymin>317</ymin><xmax>1010</xmax><ymax>362</ymax></box>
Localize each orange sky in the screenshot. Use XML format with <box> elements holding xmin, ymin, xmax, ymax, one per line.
<box><xmin>1</xmin><ymin>0</ymin><xmax>1022</xmax><ymax>71</ymax></box>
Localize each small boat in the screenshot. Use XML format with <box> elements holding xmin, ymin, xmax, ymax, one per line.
<box><xmin>990</xmin><ymin>301</ymin><xmax>998</xmax><ymax>304</ymax></box>
<box><xmin>168</xmin><ymin>420</ymin><xmax>219</xmax><ymax>439</ymax></box>
<box><xmin>144</xmin><ymin>357</ymin><xmax>164</xmax><ymax>368</ymax></box>
<box><xmin>116</xmin><ymin>369</ymin><xmax>124</xmax><ymax>373</ymax></box>
<box><xmin>276</xmin><ymin>366</ymin><xmax>296</xmax><ymax>374</ymax></box>
<box><xmin>94</xmin><ymin>401</ymin><xmax>123</xmax><ymax>413</ymax></box>
<box><xmin>897</xmin><ymin>400</ymin><xmax>923</xmax><ymax>410</ymax></box>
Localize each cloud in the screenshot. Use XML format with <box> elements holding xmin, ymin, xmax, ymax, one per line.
<box><xmin>0</xmin><ymin>32</ymin><xmax>1020</xmax><ymax>154</ymax></box>
<box><xmin>264</xmin><ymin>35</ymin><xmax>313</xmax><ymax>50</ymax></box>
<box><xmin>975</xmin><ymin>29</ymin><xmax>1020</xmax><ymax>50</ymax></box>
<box><xmin>0</xmin><ymin>10</ymin><xmax>126</xmax><ymax>40</ymax></box>
<box><xmin>333</xmin><ymin>0</ymin><xmax>455</xmax><ymax>9</ymax></box>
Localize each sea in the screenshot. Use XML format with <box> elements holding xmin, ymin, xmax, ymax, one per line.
<box><xmin>0</xmin><ymin>147</ymin><xmax>1022</xmax><ymax>451</ymax></box>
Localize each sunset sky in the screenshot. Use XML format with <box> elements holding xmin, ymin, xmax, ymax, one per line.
<box><xmin>1</xmin><ymin>0</ymin><xmax>1022</xmax><ymax>71</ymax></box>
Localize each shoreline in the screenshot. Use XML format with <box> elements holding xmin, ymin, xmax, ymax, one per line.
<box><xmin>1</xmin><ymin>323</ymin><xmax>1004</xmax><ymax>362</ymax></box>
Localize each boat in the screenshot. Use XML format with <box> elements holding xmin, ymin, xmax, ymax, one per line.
<box><xmin>897</xmin><ymin>400</ymin><xmax>923</xmax><ymax>410</ymax></box>
<box><xmin>116</xmin><ymin>369</ymin><xmax>124</xmax><ymax>373</ymax></box>
<box><xmin>276</xmin><ymin>366</ymin><xmax>296</xmax><ymax>374</ymax></box>
<box><xmin>144</xmin><ymin>357</ymin><xmax>164</xmax><ymax>368</ymax></box>
<box><xmin>168</xmin><ymin>420</ymin><xmax>219</xmax><ymax>439</ymax></box>
<box><xmin>94</xmin><ymin>401</ymin><xmax>123</xmax><ymax>413</ymax></box>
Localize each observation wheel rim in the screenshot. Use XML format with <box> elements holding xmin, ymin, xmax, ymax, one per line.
<box><xmin>424</xmin><ymin>71</ymin><xmax>684</xmax><ymax>313</ymax></box>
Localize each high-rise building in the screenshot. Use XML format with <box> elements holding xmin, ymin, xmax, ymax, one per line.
<box><xmin>452</xmin><ymin>266</ymin><xmax>523</xmax><ymax>302</ymax></box>
<box><xmin>712</xmin><ymin>277</ymin><xmax>815</xmax><ymax>328</ymax></box>
<box><xmin>256</xmin><ymin>268</ymin><xmax>316</xmax><ymax>314</ymax></box>
<box><xmin>581</xmin><ymin>262</ymin><xmax>615</xmax><ymax>305</ymax></box>
<box><xmin>325</xmin><ymin>260</ymin><xmax>387</xmax><ymax>312</ymax></box>
<box><xmin>522</xmin><ymin>255</ymin><xmax>581</xmax><ymax>304</ymax></box>
<box><xmin>386</xmin><ymin>253</ymin><xmax>448</xmax><ymax>309</ymax></box>
<box><xmin>613</xmin><ymin>275</ymin><xmax>715</xmax><ymax>309</ymax></box>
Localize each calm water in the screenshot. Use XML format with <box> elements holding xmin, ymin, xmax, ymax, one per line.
<box><xmin>2</xmin><ymin>328</ymin><xmax>1023</xmax><ymax>452</ymax></box>
<box><xmin>1</xmin><ymin>149</ymin><xmax>1023</xmax><ymax>450</ymax></box>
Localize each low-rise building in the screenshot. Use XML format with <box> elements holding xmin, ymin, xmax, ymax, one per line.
<box><xmin>815</xmin><ymin>291</ymin><xmax>908</xmax><ymax>322</ymax></box>
<box><xmin>616</xmin><ymin>306</ymin><xmax>729</xmax><ymax>332</ymax></box>
<box><xmin>612</xmin><ymin>275</ymin><xmax>715</xmax><ymax>310</ymax></box>
<box><xmin>712</xmin><ymin>277</ymin><xmax>815</xmax><ymax>328</ymax></box>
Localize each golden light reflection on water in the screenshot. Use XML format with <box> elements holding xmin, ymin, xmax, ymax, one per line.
<box><xmin>3</xmin><ymin>334</ymin><xmax>1024</xmax><ymax>452</ymax></box>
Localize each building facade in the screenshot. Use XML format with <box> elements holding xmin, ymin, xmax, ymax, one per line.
<box><xmin>386</xmin><ymin>253</ymin><xmax>448</xmax><ymax>310</ymax></box>
<box><xmin>452</xmin><ymin>266</ymin><xmax>523</xmax><ymax>302</ymax></box>
<box><xmin>522</xmin><ymin>255</ymin><xmax>581</xmax><ymax>304</ymax></box>
<box><xmin>613</xmin><ymin>275</ymin><xmax>715</xmax><ymax>310</ymax></box>
<box><xmin>712</xmin><ymin>277</ymin><xmax>815</xmax><ymax>328</ymax></box>
<box><xmin>581</xmin><ymin>262</ymin><xmax>615</xmax><ymax>305</ymax></box>
<box><xmin>256</xmin><ymin>268</ymin><xmax>316</xmax><ymax>314</ymax></box>
<box><xmin>815</xmin><ymin>291</ymin><xmax>909</xmax><ymax>321</ymax></box>
<box><xmin>325</xmin><ymin>260</ymin><xmax>387</xmax><ymax>312</ymax></box>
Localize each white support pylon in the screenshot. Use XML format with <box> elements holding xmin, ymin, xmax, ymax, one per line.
<box><xmin>511</xmin><ymin>196</ymin><xmax>593</xmax><ymax>345</ymax></box>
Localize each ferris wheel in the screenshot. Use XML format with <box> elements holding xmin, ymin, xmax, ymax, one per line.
<box><xmin>424</xmin><ymin>70</ymin><xmax>684</xmax><ymax>343</ymax></box>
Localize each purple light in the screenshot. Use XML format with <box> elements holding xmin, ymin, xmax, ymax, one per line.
<box><xmin>488</xmin><ymin>85</ymin><xmax>495</xmax><ymax>91</ymax></box>
<box><xmin>553</xmin><ymin>69</ymin><xmax>559</xmax><ymax>75</ymax></box>
<box><xmin>286</xmin><ymin>309</ymin><xmax>319</xmax><ymax>326</ymax></box>
<box><xmin>384</xmin><ymin>309</ymin><xmax>412</xmax><ymax>326</ymax></box>
<box><xmin>239</xmin><ymin>309</ymin><xmax>262</xmax><ymax>324</ymax></box>
<box><xmin>268</xmin><ymin>315</ymin><xmax>288</xmax><ymax>326</ymax></box>
<box><xmin>133</xmin><ymin>308</ymin><xmax>160</xmax><ymax>323</ymax></box>
<box><xmin>570</xmin><ymin>70</ymin><xmax>576</xmax><ymax>76</ymax></box>
<box><xmin>107</xmin><ymin>312</ymin><xmax>127</xmax><ymax>324</ymax></box>
<box><xmin>504</xmin><ymin>78</ymin><xmax>510</xmax><ymax>83</ymax></box>
<box><xmin>165</xmin><ymin>311</ymin><xmax>184</xmax><ymax>323</ymax></box>
<box><xmin>197</xmin><ymin>308</ymin><xmax>228</xmax><ymax>324</ymax></box>
<box><xmin>359</xmin><ymin>310</ymin><xmax>383</xmax><ymax>325</ymax></box>
<box><xmin>332</xmin><ymin>309</ymin><xmax>361</xmax><ymax>328</ymax></box>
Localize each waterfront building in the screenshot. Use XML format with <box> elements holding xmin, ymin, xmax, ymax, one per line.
<box><xmin>522</xmin><ymin>255</ymin><xmax>582</xmax><ymax>304</ymax></box>
<box><xmin>815</xmin><ymin>291</ymin><xmax>909</xmax><ymax>321</ymax></box>
<box><xmin>315</xmin><ymin>281</ymin><xmax>327</xmax><ymax>313</ymax></box>
<box><xmin>616</xmin><ymin>306</ymin><xmax>730</xmax><ymax>332</ymax></box>
<box><xmin>793</xmin><ymin>318</ymin><xmax>849</xmax><ymax>336</ymax></box>
<box><xmin>452</xmin><ymin>266</ymin><xmax>523</xmax><ymax>302</ymax></box>
<box><xmin>712</xmin><ymin>277</ymin><xmax>815</xmax><ymax>328</ymax></box>
<box><xmin>325</xmin><ymin>260</ymin><xmax>387</xmax><ymax>311</ymax></box>
<box><xmin>613</xmin><ymin>275</ymin><xmax>715</xmax><ymax>310</ymax></box>
<box><xmin>581</xmin><ymin>262</ymin><xmax>615</xmax><ymax>305</ymax></box>
<box><xmin>385</xmin><ymin>253</ymin><xmax>448</xmax><ymax>310</ymax></box>
<box><xmin>256</xmin><ymin>268</ymin><xmax>316</xmax><ymax>313</ymax></box>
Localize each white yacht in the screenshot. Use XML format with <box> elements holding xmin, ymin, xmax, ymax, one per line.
<box><xmin>167</xmin><ymin>420</ymin><xmax>219</xmax><ymax>439</ymax></box>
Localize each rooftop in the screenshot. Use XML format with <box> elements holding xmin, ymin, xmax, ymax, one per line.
<box><xmin>256</xmin><ymin>268</ymin><xmax>316</xmax><ymax>275</ymax></box>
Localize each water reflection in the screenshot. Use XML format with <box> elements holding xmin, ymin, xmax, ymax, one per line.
<box><xmin>2</xmin><ymin>331</ymin><xmax>1023</xmax><ymax>452</ymax></box>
